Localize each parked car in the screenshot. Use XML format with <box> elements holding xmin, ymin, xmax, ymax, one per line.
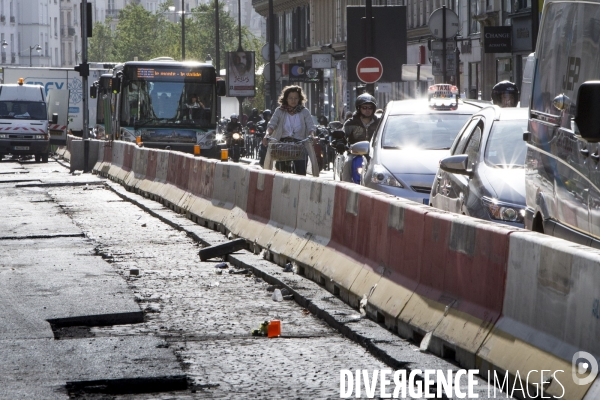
<box><xmin>430</xmin><ymin>106</ymin><xmax>528</xmax><ymax>227</ymax></box>
<box><xmin>361</xmin><ymin>94</ymin><xmax>483</xmax><ymax>204</ymax></box>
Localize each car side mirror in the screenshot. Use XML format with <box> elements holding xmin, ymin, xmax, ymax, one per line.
<box><xmin>350</xmin><ymin>141</ymin><xmax>369</xmax><ymax>155</ymax></box>
<box><xmin>574</xmin><ymin>81</ymin><xmax>600</xmax><ymax>142</ymax></box>
<box><xmin>439</xmin><ymin>154</ymin><xmax>472</xmax><ymax>176</ymax></box>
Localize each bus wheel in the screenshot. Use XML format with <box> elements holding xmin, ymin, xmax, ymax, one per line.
<box><xmin>35</xmin><ymin>154</ymin><xmax>41</xmax><ymax>163</ymax></box>
<box><xmin>42</xmin><ymin>153</ymin><xmax>49</xmax><ymax>163</ymax></box>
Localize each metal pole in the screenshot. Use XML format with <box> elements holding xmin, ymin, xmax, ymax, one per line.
<box><xmin>237</xmin><ymin>0</ymin><xmax>242</xmax><ymax>52</ymax></box>
<box><xmin>215</xmin><ymin>0</ymin><xmax>221</xmax><ymax>119</ymax></box>
<box><xmin>29</xmin><ymin>47</ymin><xmax>32</xmax><ymax>67</ymax></box>
<box><xmin>455</xmin><ymin>37</ymin><xmax>461</xmax><ymax>93</ymax></box>
<box><xmin>215</xmin><ymin>0</ymin><xmax>220</xmax><ymax>74</ymax></box>
<box><xmin>365</xmin><ymin>0</ymin><xmax>375</xmax><ymax>94</ymax></box>
<box><xmin>182</xmin><ymin>0</ymin><xmax>185</xmax><ymax>60</ymax></box>
<box><xmin>268</xmin><ymin>0</ymin><xmax>276</xmax><ymax>110</ymax></box>
<box><xmin>416</xmin><ymin>63</ymin><xmax>421</xmax><ymax>98</ymax></box>
<box><xmin>237</xmin><ymin>0</ymin><xmax>243</xmax><ymax>121</ymax></box>
<box><xmin>442</xmin><ymin>5</ymin><xmax>447</xmax><ymax>83</ymax></box>
<box><xmin>82</xmin><ymin>0</ymin><xmax>90</xmax><ymax>172</ymax></box>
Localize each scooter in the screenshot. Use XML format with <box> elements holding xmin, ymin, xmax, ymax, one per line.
<box><xmin>330</xmin><ymin>129</ymin><xmax>369</xmax><ymax>183</ymax></box>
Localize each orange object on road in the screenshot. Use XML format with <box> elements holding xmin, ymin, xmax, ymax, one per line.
<box><xmin>267</xmin><ymin>320</ymin><xmax>281</xmax><ymax>338</ymax></box>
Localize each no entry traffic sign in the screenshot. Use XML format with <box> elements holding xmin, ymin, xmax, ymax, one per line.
<box><xmin>356</xmin><ymin>57</ymin><xmax>384</xmax><ymax>84</ymax></box>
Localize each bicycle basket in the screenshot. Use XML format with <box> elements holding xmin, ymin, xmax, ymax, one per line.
<box><xmin>268</xmin><ymin>142</ymin><xmax>306</xmax><ymax>161</ymax></box>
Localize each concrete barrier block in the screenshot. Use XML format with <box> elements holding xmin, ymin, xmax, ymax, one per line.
<box><xmin>478</xmin><ymin>231</ymin><xmax>600</xmax><ymax>399</ymax></box>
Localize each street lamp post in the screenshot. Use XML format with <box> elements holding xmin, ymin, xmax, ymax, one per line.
<box><xmin>29</xmin><ymin>44</ymin><xmax>41</xmax><ymax>67</ymax></box>
<box><xmin>182</xmin><ymin>0</ymin><xmax>186</xmax><ymax>60</ymax></box>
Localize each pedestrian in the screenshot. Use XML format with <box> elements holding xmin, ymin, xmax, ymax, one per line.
<box><xmin>262</xmin><ymin>85</ymin><xmax>316</xmax><ymax>175</ymax></box>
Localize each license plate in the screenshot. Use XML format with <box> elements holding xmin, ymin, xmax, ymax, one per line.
<box><xmin>49</xmin><ymin>130</ymin><xmax>63</xmax><ymax>136</ymax></box>
<box><xmin>423</xmin><ymin>198</ymin><xmax>429</xmax><ymax>205</ymax></box>
<box><xmin>13</xmin><ymin>146</ymin><xmax>29</xmax><ymax>150</ymax></box>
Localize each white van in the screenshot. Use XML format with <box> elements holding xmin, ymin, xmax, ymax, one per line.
<box><xmin>0</xmin><ymin>80</ymin><xmax>56</xmax><ymax>163</ymax></box>
<box><xmin>525</xmin><ymin>0</ymin><xmax>600</xmax><ymax>246</ymax></box>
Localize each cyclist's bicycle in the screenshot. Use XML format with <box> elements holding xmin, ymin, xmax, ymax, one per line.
<box><xmin>263</xmin><ymin>136</ymin><xmax>320</xmax><ymax>176</ymax></box>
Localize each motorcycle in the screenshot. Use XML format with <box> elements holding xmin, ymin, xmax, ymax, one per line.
<box><xmin>330</xmin><ymin>129</ymin><xmax>369</xmax><ymax>184</ymax></box>
<box><xmin>227</xmin><ymin>127</ymin><xmax>245</xmax><ymax>163</ymax></box>
<box><xmin>246</xmin><ymin>121</ymin><xmax>258</xmax><ymax>159</ymax></box>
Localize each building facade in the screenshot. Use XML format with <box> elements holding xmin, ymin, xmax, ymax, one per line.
<box><xmin>252</xmin><ymin>0</ymin><xmax>536</xmax><ymax>120</ymax></box>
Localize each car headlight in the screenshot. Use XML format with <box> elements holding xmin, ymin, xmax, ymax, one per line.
<box><xmin>35</xmin><ymin>134</ymin><xmax>48</xmax><ymax>140</ymax></box>
<box><xmin>216</xmin><ymin>133</ymin><xmax>224</xmax><ymax>142</ymax></box>
<box><xmin>232</xmin><ymin>133</ymin><xmax>241</xmax><ymax>140</ymax></box>
<box><xmin>481</xmin><ymin>196</ymin><xmax>525</xmax><ymax>223</ymax></box>
<box><xmin>371</xmin><ymin>164</ymin><xmax>404</xmax><ymax>188</ymax></box>
<box><xmin>0</xmin><ymin>133</ymin><xmax>7</xmax><ymax>139</ymax></box>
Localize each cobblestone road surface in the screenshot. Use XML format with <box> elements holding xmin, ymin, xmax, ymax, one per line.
<box><xmin>0</xmin><ymin>157</ymin><xmax>512</xmax><ymax>399</ymax></box>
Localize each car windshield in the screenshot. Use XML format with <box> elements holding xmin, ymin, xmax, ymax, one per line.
<box><xmin>381</xmin><ymin>114</ymin><xmax>471</xmax><ymax>150</ymax></box>
<box><xmin>0</xmin><ymin>101</ymin><xmax>46</xmax><ymax>120</ymax></box>
<box><xmin>484</xmin><ymin>119</ymin><xmax>528</xmax><ymax>167</ymax></box>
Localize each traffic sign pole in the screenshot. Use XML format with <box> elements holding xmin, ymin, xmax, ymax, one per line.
<box><xmin>442</xmin><ymin>5</ymin><xmax>446</xmax><ymax>83</ymax></box>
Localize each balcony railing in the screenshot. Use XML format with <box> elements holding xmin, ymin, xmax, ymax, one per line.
<box><xmin>68</xmin><ymin>27</ymin><xmax>76</xmax><ymax>36</ymax></box>
<box><xmin>1</xmin><ymin>53</ymin><xmax>5</xmax><ymax>63</ymax></box>
<box><xmin>0</xmin><ymin>15</ymin><xmax>5</xmax><ymax>22</ymax></box>
<box><xmin>11</xmin><ymin>52</ymin><xmax>15</xmax><ymax>63</ymax></box>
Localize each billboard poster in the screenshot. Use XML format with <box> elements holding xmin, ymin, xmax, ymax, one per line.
<box><xmin>226</xmin><ymin>51</ymin><xmax>256</xmax><ymax>97</ymax></box>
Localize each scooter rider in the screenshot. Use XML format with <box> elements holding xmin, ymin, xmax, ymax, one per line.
<box><xmin>341</xmin><ymin>93</ymin><xmax>380</xmax><ymax>181</ymax></box>
<box><xmin>491</xmin><ymin>81</ymin><xmax>519</xmax><ymax>107</ymax></box>
<box><xmin>225</xmin><ymin>113</ymin><xmax>243</xmax><ymax>147</ymax></box>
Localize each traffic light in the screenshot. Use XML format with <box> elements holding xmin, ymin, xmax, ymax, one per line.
<box><xmin>74</xmin><ymin>63</ymin><xmax>89</xmax><ymax>77</ymax></box>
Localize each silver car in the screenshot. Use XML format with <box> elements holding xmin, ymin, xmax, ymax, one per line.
<box><xmin>362</xmin><ymin>98</ymin><xmax>483</xmax><ymax>204</ymax></box>
<box><xmin>430</xmin><ymin>106</ymin><xmax>528</xmax><ymax>227</ymax></box>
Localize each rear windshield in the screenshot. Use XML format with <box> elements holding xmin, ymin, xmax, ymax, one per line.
<box><xmin>381</xmin><ymin>114</ymin><xmax>471</xmax><ymax>150</ymax></box>
<box><xmin>0</xmin><ymin>101</ymin><xmax>46</xmax><ymax>120</ymax></box>
<box><xmin>484</xmin><ymin>119</ymin><xmax>528</xmax><ymax>167</ymax></box>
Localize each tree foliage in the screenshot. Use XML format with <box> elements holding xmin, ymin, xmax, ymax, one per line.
<box><xmin>88</xmin><ymin>0</ymin><xmax>265</xmax><ymax>111</ymax></box>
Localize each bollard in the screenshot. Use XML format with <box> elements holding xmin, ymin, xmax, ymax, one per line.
<box><xmin>194</xmin><ymin>145</ymin><xmax>200</xmax><ymax>156</ymax></box>
<box><xmin>221</xmin><ymin>148</ymin><xmax>228</xmax><ymax>162</ymax></box>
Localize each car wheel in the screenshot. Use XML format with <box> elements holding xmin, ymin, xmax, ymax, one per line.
<box><xmin>35</xmin><ymin>154</ymin><xmax>41</xmax><ymax>163</ymax></box>
<box><xmin>42</xmin><ymin>153</ymin><xmax>49</xmax><ymax>163</ymax></box>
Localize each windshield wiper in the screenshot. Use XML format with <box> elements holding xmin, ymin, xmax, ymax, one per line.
<box><xmin>134</xmin><ymin>118</ymin><xmax>159</xmax><ymax>129</ymax></box>
<box><xmin>382</xmin><ymin>145</ymin><xmax>402</xmax><ymax>149</ymax></box>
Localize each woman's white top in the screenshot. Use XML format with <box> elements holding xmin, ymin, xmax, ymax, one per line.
<box><xmin>282</xmin><ymin>113</ymin><xmax>302</xmax><ymax>139</ymax></box>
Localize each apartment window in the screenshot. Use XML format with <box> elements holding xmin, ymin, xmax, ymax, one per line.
<box><xmin>54</xmin><ymin>17</ymin><xmax>57</xmax><ymax>36</ymax></box>
<box><xmin>55</xmin><ymin>48</ymin><xmax>58</xmax><ymax>66</ymax></box>
<box><xmin>469</xmin><ymin>0</ymin><xmax>480</xmax><ymax>34</ymax></box>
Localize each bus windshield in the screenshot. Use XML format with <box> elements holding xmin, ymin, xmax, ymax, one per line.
<box><xmin>120</xmin><ymin>78</ymin><xmax>214</xmax><ymax>128</ymax></box>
